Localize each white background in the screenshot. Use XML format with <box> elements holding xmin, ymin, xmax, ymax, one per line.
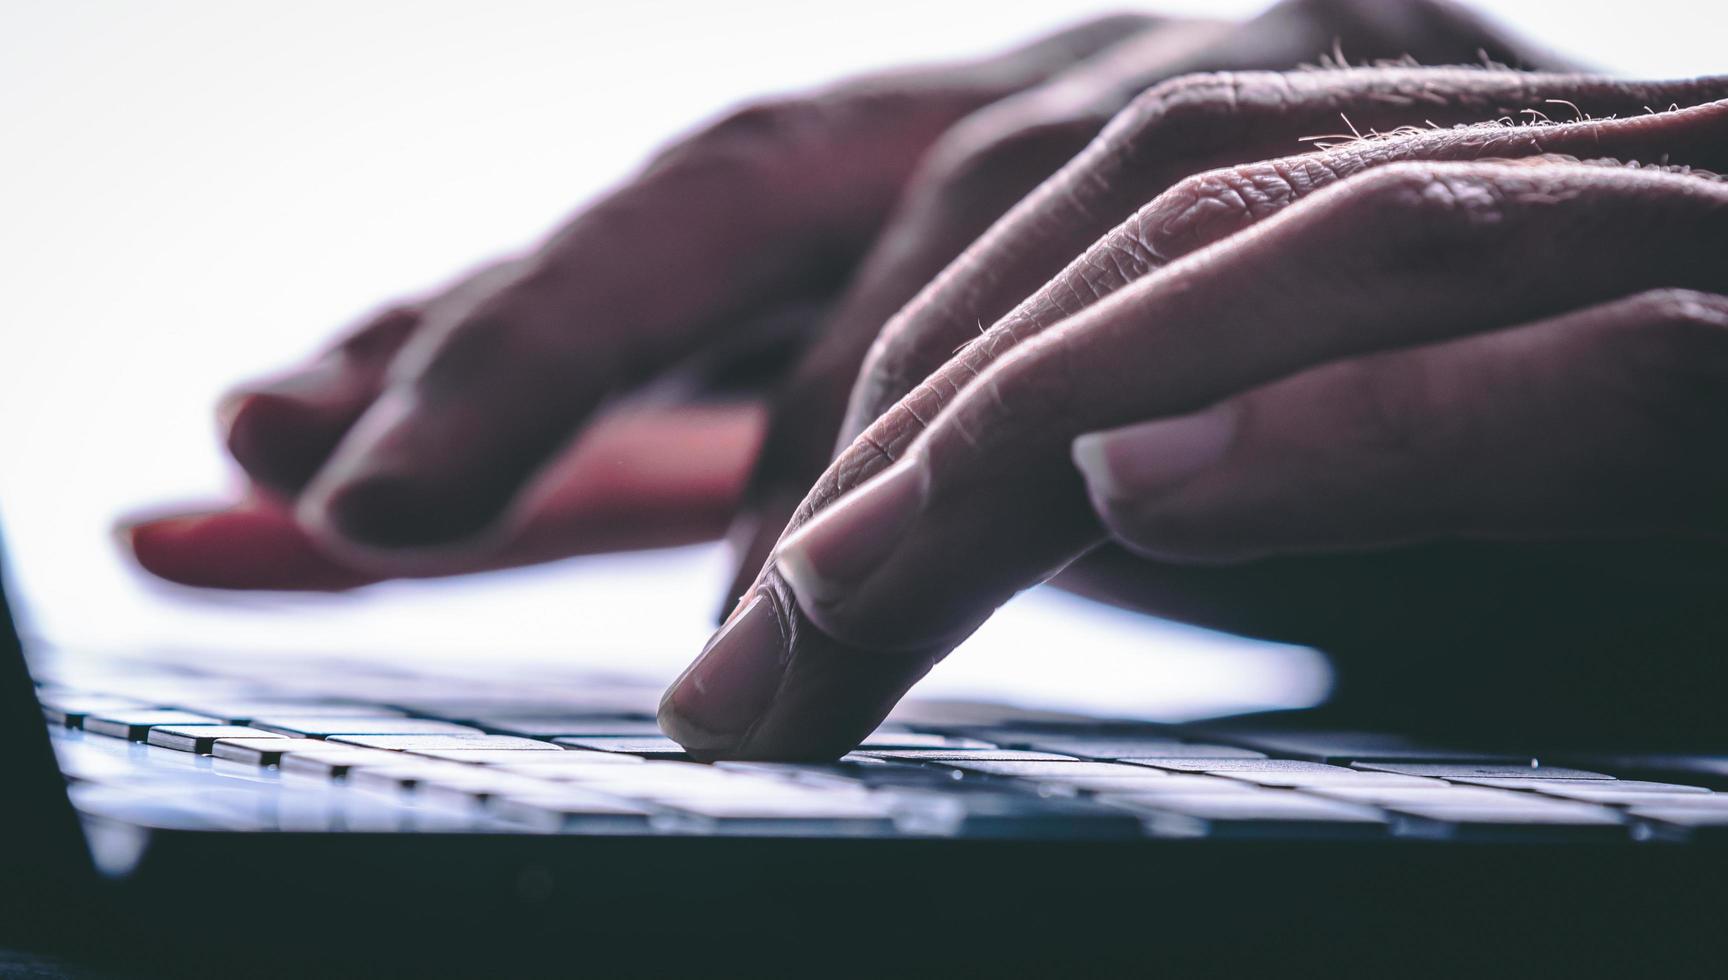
<box><xmin>1</xmin><ymin>1</ymin><xmax>1720</xmax><ymax>717</ymax></box>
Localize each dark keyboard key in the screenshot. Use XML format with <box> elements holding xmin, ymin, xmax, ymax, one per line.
<box><xmin>424</xmin><ymin>748</ymin><xmax>644</xmax><ymax>767</ymax></box>
<box><xmin>213</xmin><ymin>737</ymin><xmax>357</xmax><ymax>766</ymax></box>
<box><xmin>889</xmin><ymin>790</ymin><xmax>1145</xmax><ymax>838</ymax></box>
<box><xmin>390</xmin><ymin>693</ymin><xmax>659</xmax><ymax>721</ymax></box>
<box><xmin>1516</xmin><ymin>780</ymin><xmax>1713</xmax><ymax>804</ymax></box>
<box><xmin>471</xmin><ymin>717</ymin><xmax>664</xmax><ymax>738</ymax></box>
<box><xmin>1390</xmin><ymin>802</ymin><xmax>1627</xmax><ymax>840</ymax></box>
<box><xmin>1352</xmin><ymin>763</ymin><xmax>1612</xmax><ymax>780</ymax></box>
<box><xmin>855</xmin><ymin>732</ymin><xmax>997</xmax><ymax>750</ymax></box>
<box><xmin>845</xmin><ymin>749</ymin><xmax>1077</xmax><ymax>763</ymax></box>
<box><xmin>941</xmin><ymin>760</ymin><xmax>1172</xmax><ymax>780</ymax></box>
<box><xmin>40</xmin><ymin>694</ymin><xmax>153</xmax><ymax>727</ymax></box>
<box><xmin>414</xmin><ymin>770</ymin><xmax>558</xmax><ymax>808</ymax></box>
<box><xmin>742</xmin><ymin>760</ymin><xmax>964</xmax><ymax>790</ymax></box>
<box><xmin>492</xmin><ymin>790</ymin><xmax>658</xmax><ymax>832</ymax></box>
<box><xmin>1183</xmin><ymin>728</ymin><xmax>1531</xmax><ymax>765</ymax></box>
<box><xmin>1562</xmin><ymin>754</ymin><xmax>1728</xmax><ymax>789</ymax></box>
<box><xmin>348</xmin><ymin>761</ymin><xmax>476</xmax><ymax>795</ymax></box>
<box><xmin>83</xmin><ymin>710</ymin><xmax>223</xmax><ymax>741</ymax></box>
<box><xmin>1230</xmin><ymin>774</ymin><xmax>1444</xmax><ymax>791</ymax></box>
<box><xmin>1309</xmin><ymin>785</ymin><xmax>1535</xmax><ymax>807</ymax></box>
<box><xmin>1048</xmin><ymin>773</ymin><xmax>1267</xmax><ymax>796</ymax></box>
<box><xmin>534</xmin><ymin>761</ymin><xmax>762</xmax><ymax>797</ymax></box>
<box><xmin>980</xmin><ymin>733</ymin><xmax>1265</xmax><ymax>760</ymax></box>
<box><xmin>251</xmin><ymin>716</ymin><xmax>483</xmax><ymax>737</ymax></box>
<box><xmin>178</xmin><ymin>700</ymin><xmax>400</xmax><ymax>724</ymax></box>
<box><xmin>146</xmin><ymin>725</ymin><xmax>287</xmax><ymax>754</ymax></box>
<box><xmin>279</xmin><ymin>747</ymin><xmax>406</xmax><ymax>779</ymax></box>
<box><xmin>1592</xmin><ymin>793</ymin><xmax>1728</xmax><ymax>811</ymax></box>
<box><xmin>1104</xmin><ymin>793</ymin><xmax>1388</xmax><ymax>839</ymax></box>
<box><xmin>1123</xmin><ymin>759</ymin><xmax>1356</xmax><ymax>775</ymax></box>
<box><xmin>660</xmin><ymin>794</ymin><xmax>897</xmax><ymax>834</ymax></box>
<box><xmin>329</xmin><ymin>734</ymin><xmax>564</xmax><ymax>752</ymax></box>
<box><xmin>551</xmin><ymin>737</ymin><xmax>691</xmax><ymax>759</ymax></box>
<box><xmin>883</xmin><ymin>700</ymin><xmax>1099</xmax><ymax>730</ymax></box>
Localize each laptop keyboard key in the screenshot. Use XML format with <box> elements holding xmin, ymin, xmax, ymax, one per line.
<box><xmin>1105</xmin><ymin>793</ymin><xmax>1388</xmax><ymax>839</ymax></box>
<box><xmin>846</xmin><ymin>749</ymin><xmax>1077</xmax><ymax>763</ymax></box>
<box><xmin>1517</xmin><ymin>781</ymin><xmax>1714</xmax><ymax>804</ymax></box>
<box><xmin>1351</xmin><ymin>763</ymin><xmax>1612</xmax><ymax>780</ymax></box>
<box><xmin>251</xmin><ymin>717</ymin><xmax>483</xmax><ymax>737</ymax></box>
<box><xmin>40</xmin><ymin>694</ymin><xmax>154</xmax><ymax>727</ymax></box>
<box><xmin>992</xmin><ymin>734</ymin><xmax>1265</xmax><ymax>760</ymax></box>
<box><xmin>1391</xmin><ymin>802</ymin><xmax>1627</xmax><ymax>840</ymax></box>
<box><xmin>279</xmin><ymin>747</ymin><xmax>405</xmax><ymax>779</ymax></box>
<box><xmin>83</xmin><ymin>710</ymin><xmax>223</xmax><ymax>741</ymax></box>
<box><xmin>941</xmin><ymin>760</ymin><xmax>1171</xmax><ymax>781</ymax></box>
<box><xmin>329</xmin><ymin>734</ymin><xmax>564</xmax><ymax>752</ymax></box>
<box><xmin>1123</xmin><ymin>759</ymin><xmax>1356</xmax><ymax>775</ymax></box>
<box><xmin>1187</xmin><ymin>728</ymin><xmax>1531</xmax><ymax>765</ymax></box>
<box><xmin>213</xmin><ymin>737</ymin><xmax>354</xmax><ymax>766</ymax></box>
<box><xmin>146</xmin><ymin>725</ymin><xmax>287</xmax><ymax>754</ymax></box>
<box><xmin>180</xmin><ymin>700</ymin><xmax>400</xmax><ymax>724</ymax></box>
<box><xmin>550</xmin><ymin>737</ymin><xmax>691</xmax><ymax>758</ymax></box>
<box><xmin>471</xmin><ymin>717</ymin><xmax>664</xmax><ymax>738</ymax></box>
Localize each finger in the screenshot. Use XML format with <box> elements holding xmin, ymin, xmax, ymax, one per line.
<box><xmin>220</xmin><ymin>305</ymin><xmax>420</xmax><ymax>496</ymax></box>
<box><xmin>220</xmin><ymin>256</ymin><xmax>532</xmax><ymax>496</ymax></box>
<box><xmin>125</xmin><ymin>402</ymin><xmax>764</xmax><ymax>589</ymax></box>
<box><xmin>796</xmin><ymin>160</ymin><xmax>1728</xmax><ymax>646</ymax></box>
<box><xmin>1075</xmin><ymin>289</ymin><xmax>1728</xmax><ymax>562</ymax></box>
<box><xmin>663</xmin><ymin>158</ymin><xmax>1728</xmax><ymax>759</ymax></box>
<box><xmin>723</xmin><ymin>0</ymin><xmax>1587</xmax><ymax>611</ymax></box>
<box><xmin>719</xmin><ymin>18</ymin><xmax>1236</xmax><ymax>613</ymax></box>
<box><xmin>809</xmin><ymin>88</ymin><xmax>1728</xmax><ymax>562</ymax></box>
<box><xmin>282</xmin><ymin>15</ymin><xmax>1159</xmax><ymax>559</ymax></box>
<box><xmin>841</xmin><ymin>70</ymin><xmax>1728</xmax><ymax>443</ymax></box>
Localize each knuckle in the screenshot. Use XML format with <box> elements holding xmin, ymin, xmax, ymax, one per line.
<box><xmin>1110</xmin><ymin>73</ymin><xmax>1243</xmax><ymax>149</ymax></box>
<box><xmin>685</xmin><ymin>97</ymin><xmax>822</xmax><ymax>157</ymax></box>
<box><xmin>940</xmin><ymin>335</ymin><xmax>1078</xmax><ymax>465</ymax></box>
<box><xmin>920</xmin><ymin>104</ymin><xmax>1098</xmax><ymax>200</ymax></box>
<box><xmin>336</xmin><ymin>306</ymin><xmax>420</xmax><ymax>363</ymax></box>
<box><xmin>646</xmin><ymin>96</ymin><xmax>832</xmax><ymax>186</ymax></box>
<box><xmin>1318</xmin><ymin>163</ymin><xmax>1516</xmax><ymax>275</ymax></box>
<box><xmin>1348</xmin><ymin>162</ymin><xmax>1509</xmax><ymax>230</ymax></box>
<box><xmin>1134</xmin><ymin>159</ymin><xmax>1306</xmax><ymax>260</ymax></box>
<box><xmin>411</xmin><ymin>284</ymin><xmax>591</xmax><ymax>395</ymax></box>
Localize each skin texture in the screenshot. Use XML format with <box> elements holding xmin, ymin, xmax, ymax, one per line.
<box><xmin>132</xmin><ymin>0</ymin><xmax>1568</xmax><ymax>589</ymax></box>
<box><xmin>121</xmin><ymin>1</ymin><xmax>1728</xmax><ymax>755</ymax></box>
<box><xmin>662</xmin><ymin>94</ymin><xmax>1728</xmax><ymax>759</ymax></box>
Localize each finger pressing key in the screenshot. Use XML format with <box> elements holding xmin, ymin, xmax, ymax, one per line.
<box><xmin>663</xmin><ymin>158</ymin><xmax>1728</xmax><ymax>759</ymax></box>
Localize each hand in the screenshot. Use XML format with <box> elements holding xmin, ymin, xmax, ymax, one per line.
<box><xmin>124</xmin><ymin>0</ymin><xmax>1560</xmax><ymax>591</ymax></box>
<box><xmin>658</xmin><ymin>75</ymin><xmax>1728</xmax><ymax>759</ymax></box>
<box><xmin>121</xmin><ymin>12</ymin><xmax>1166</xmax><ymax>586</ymax></box>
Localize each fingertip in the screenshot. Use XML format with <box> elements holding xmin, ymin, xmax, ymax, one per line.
<box><xmin>120</xmin><ymin>506</ymin><xmax>376</xmax><ymax>591</ymax></box>
<box><xmin>220</xmin><ymin>382</ymin><xmax>349</xmax><ymax>494</ymax></box>
<box><xmin>658</xmin><ymin>593</ymin><xmax>788</xmax><ymax>757</ymax></box>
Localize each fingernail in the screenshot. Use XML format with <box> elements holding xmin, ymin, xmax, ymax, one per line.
<box><xmin>774</xmin><ymin>460</ymin><xmax>923</xmax><ymax>608</ymax></box>
<box><xmin>1072</xmin><ymin>404</ymin><xmax>1236</xmax><ymax>500</ymax></box>
<box><xmin>658</xmin><ymin>595</ymin><xmax>786</xmax><ymax>753</ymax></box>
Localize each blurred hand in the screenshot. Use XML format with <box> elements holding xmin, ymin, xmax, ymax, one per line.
<box><xmin>123</xmin><ymin>0</ymin><xmax>1559</xmax><ymax>589</ymax></box>
<box><xmin>658</xmin><ymin>72</ymin><xmax>1728</xmax><ymax>758</ymax></box>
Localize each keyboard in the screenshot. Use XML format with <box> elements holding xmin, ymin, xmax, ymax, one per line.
<box><xmin>32</xmin><ymin>651</ymin><xmax>1728</xmax><ymax>843</ymax></box>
